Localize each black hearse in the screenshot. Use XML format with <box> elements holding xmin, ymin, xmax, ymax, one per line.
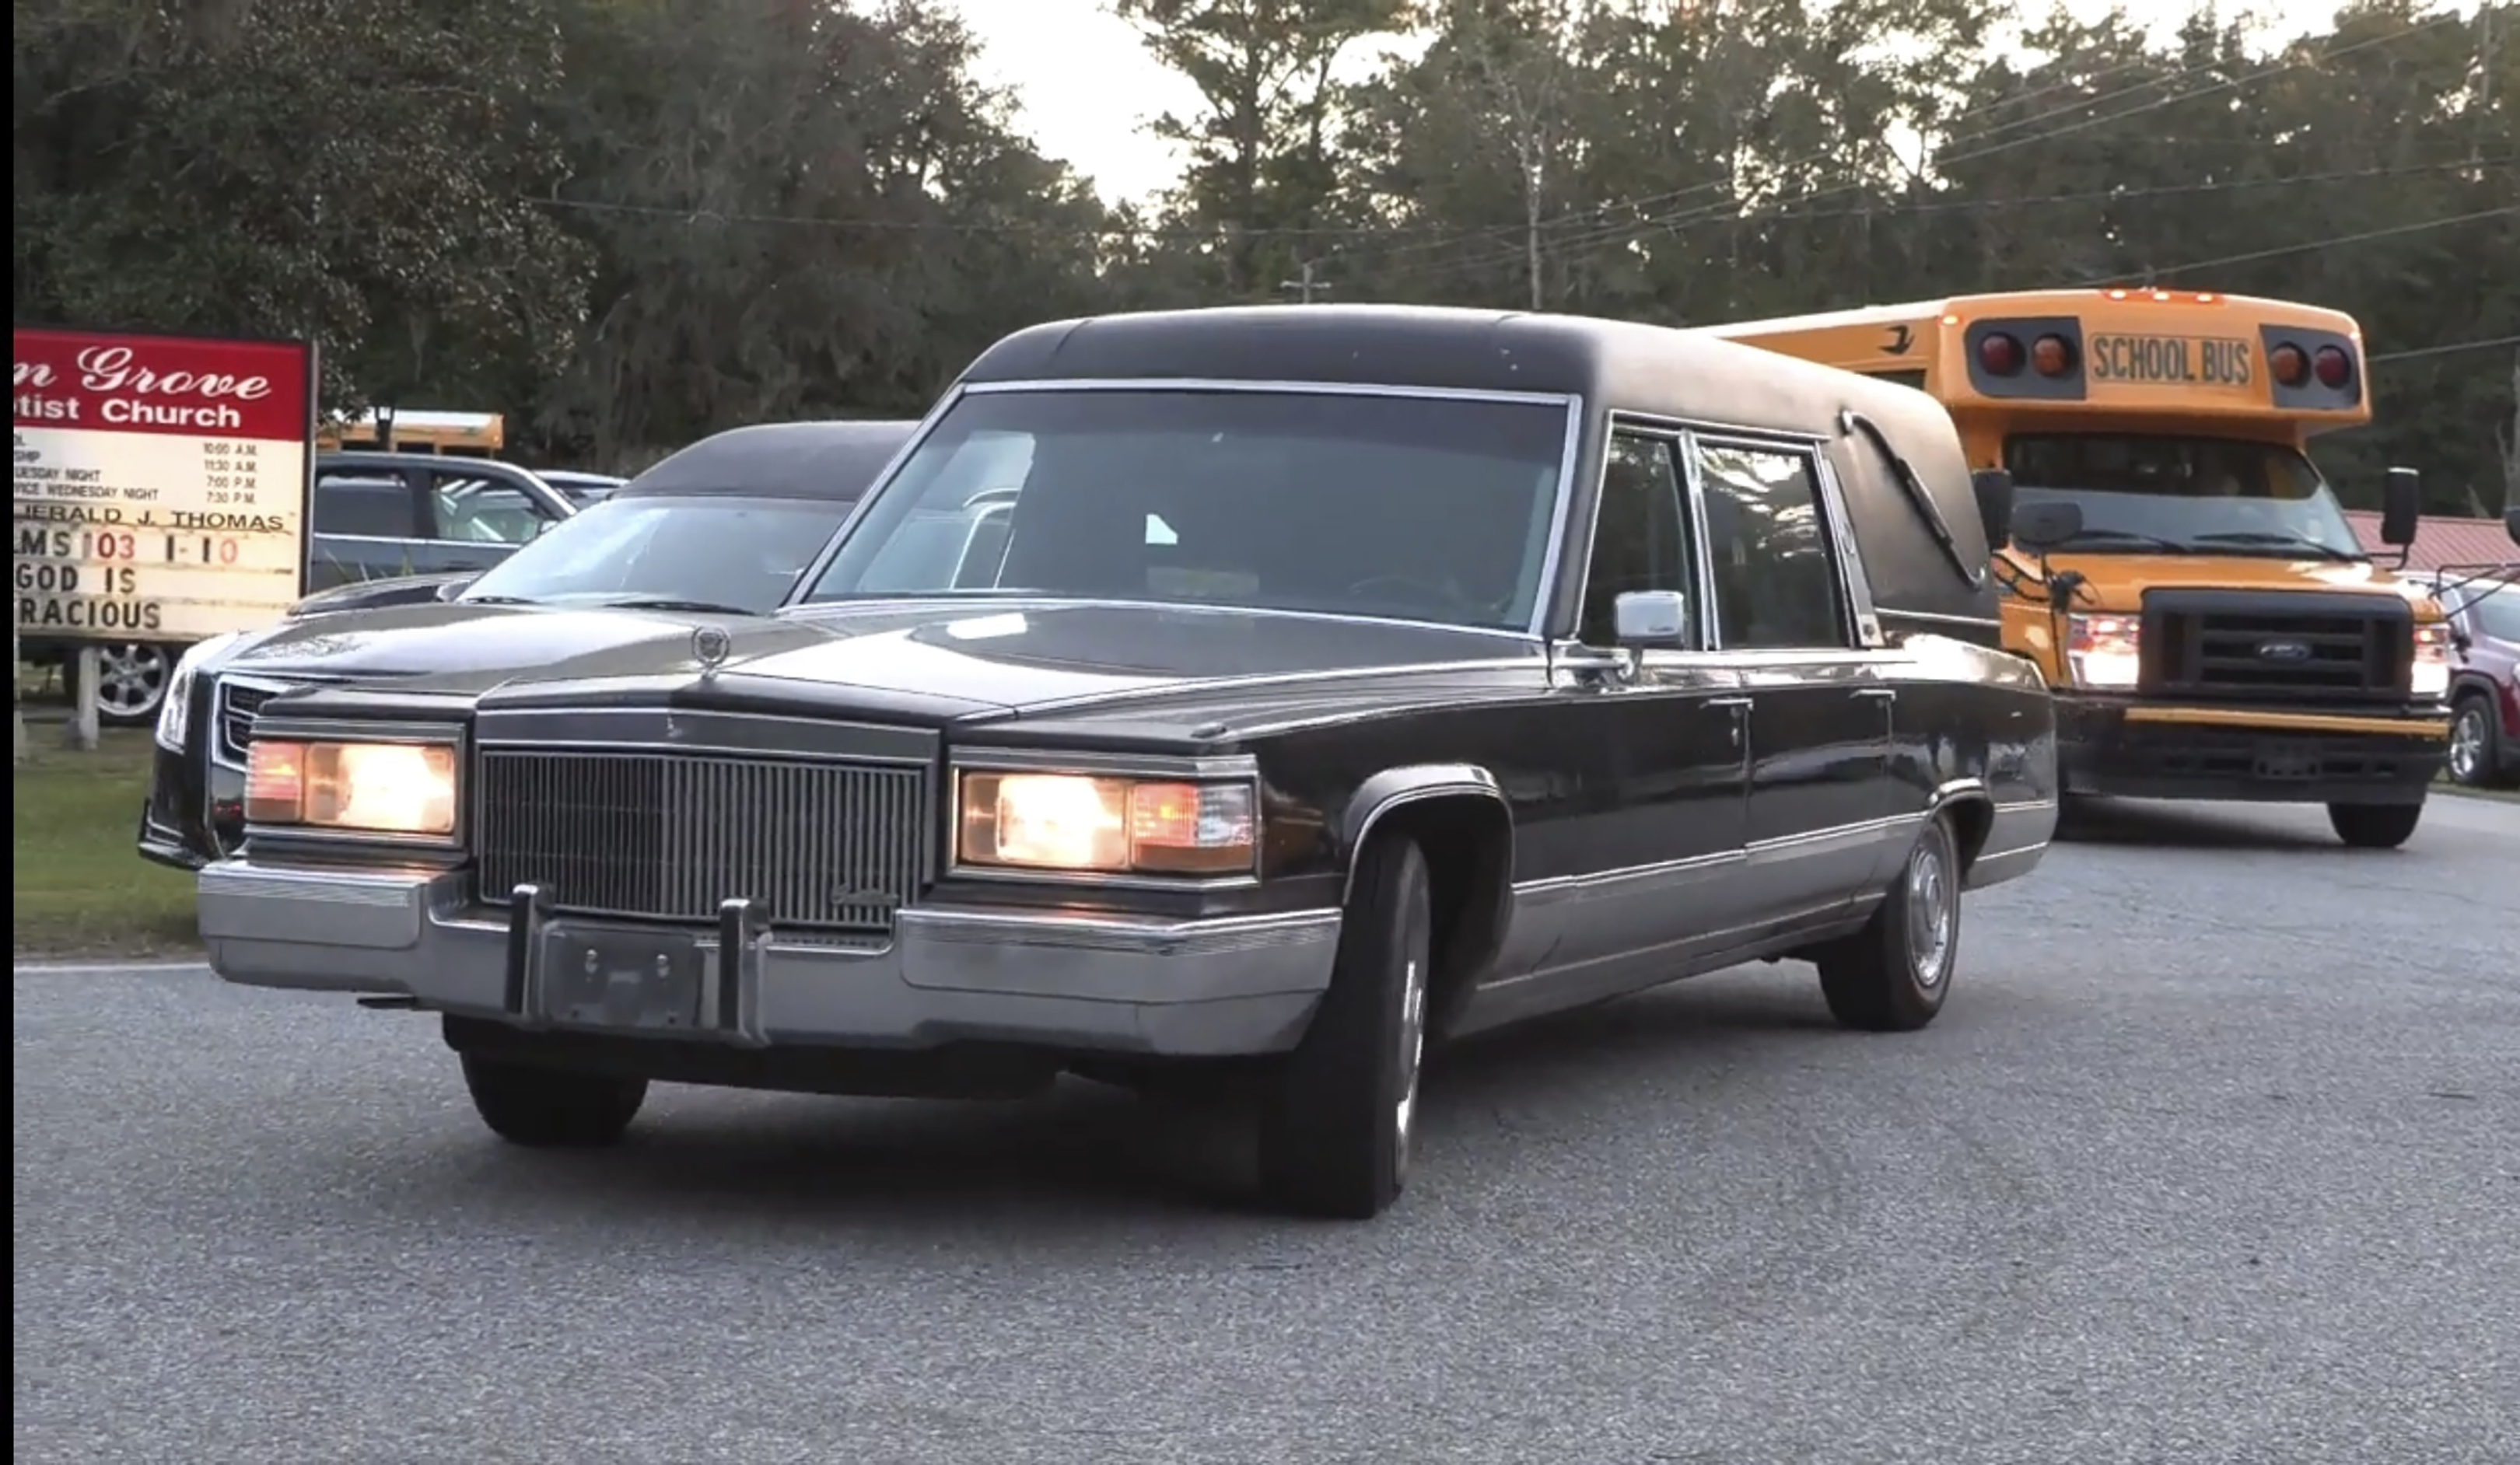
<box><xmin>200</xmin><ymin>306</ymin><xmax>2060</xmax><ymax>1220</ymax></box>
<box><xmin>138</xmin><ymin>420</ymin><xmax>916</xmax><ymax>869</ymax></box>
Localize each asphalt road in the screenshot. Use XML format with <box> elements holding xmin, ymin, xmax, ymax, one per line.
<box><xmin>15</xmin><ymin>795</ymin><xmax>2519</xmax><ymax>1465</ymax></box>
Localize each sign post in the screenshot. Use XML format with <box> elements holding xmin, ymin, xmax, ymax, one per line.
<box><xmin>12</xmin><ymin>327</ymin><xmax>317</xmax><ymax>746</ymax></box>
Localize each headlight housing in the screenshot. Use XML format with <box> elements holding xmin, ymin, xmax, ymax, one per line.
<box><xmin>2065</xmin><ymin>614</ymin><xmax>2141</xmax><ymax>690</ymax></box>
<box><xmin>152</xmin><ymin>631</ymin><xmax>243</xmax><ymax>753</ymax></box>
<box><xmin>245</xmin><ymin>738</ymin><xmax>460</xmax><ymax>837</ymax></box>
<box><xmin>956</xmin><ymin>771</ymin><xmax>1258</xmax><ymax>877</ymax></box>
<box><xmin>2410</xmin><ymin>622</ymin><xmax>2452</xmax><ymax>699</ymax></box>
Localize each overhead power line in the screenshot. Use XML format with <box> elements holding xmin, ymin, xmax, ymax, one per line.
<box><xmin>2369</xmin><ymin>333</ymin><xmax>2520</xmax><ymax>364</ymax></box>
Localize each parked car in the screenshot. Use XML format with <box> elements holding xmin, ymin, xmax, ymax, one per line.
<box><xmin>2434</xmin><ymin>559</ymin><xmax>2520</xmax><ymax>792</ymax></box>
<box><xmin>138</xmin><ymin>420</ymin><xmax>916</xmax><ymax>871</ymax></box>
<box><xmin>198</xmin><ymin>306</ymin><xmax>2060</xmax><ymax>1220</ymax></box>
<box><xmin>26</xmin><ymin>453</ymin><xmax>582</xmax><ymax>729</ymax></box>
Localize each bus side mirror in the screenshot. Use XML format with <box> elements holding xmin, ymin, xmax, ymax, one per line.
<box><xmin>2379</xmin><ymin>467</ymin><xmax>2421</xmax><ymax>547</ymax></box>
<box><xmin>1971</xmin><ymin>469</ymin><xmax>2016</xmax><ymax>549</ymax></box>
<box><xmin>2010</xmin><ymin>501</ymin><xmax>2084</xmax><ymax>553</ymax></box>
<box><xmin>2505</xmin><ymin>504</ymin><xmax>2519</xmax><ymax>547</ymax></box>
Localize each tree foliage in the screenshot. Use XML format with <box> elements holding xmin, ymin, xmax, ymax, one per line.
<box><xmin>12</xmin><ymin>0</ymin><xmax>2515</xmax><ymax>507</ymax></box>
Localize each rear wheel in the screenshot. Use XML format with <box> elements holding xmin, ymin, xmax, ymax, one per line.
<box><xmin>65</xmin><ymin>642</ymin><xmax>177</xmax><ymax>727</ymax></box>
<box><xmin>2327</xmin><ymin>800</ymin><xmax>2424</xmax><ymax>851</ymax></box>
<box><xmin>1815</xmin><ymin>813</ymin><xmax>1961</xmax><ymax>1033</ymax></box>
<box><xmin>460</xmin><ymin>1053</ymin><xmax>648</xmax><ymax>1148</ymax></box>
<box><xmin>2447</xmin><ymin>695</ymin><xmax>2497</xmax><ymax>788</ymax></box>
<box><xmin>1255</xmin><ymin>834</ymin><xmax>1432</xmax><ymax>1220</ymax></box>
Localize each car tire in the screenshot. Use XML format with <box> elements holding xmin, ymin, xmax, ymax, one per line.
<box><xmin>1255</xmin><ymin>833</ymin><xmax>1433</xmax><ymax>1220</ymax></box>
<box><xmin>459</xmin><ymin>1054</ymin><xmax>648</xmax><ymax>1148</ymax></box>
<box><xmin>1815</xmin><ymin>813</ymin><xmax>1961</xmax><ymax>1033</ymax></box>
<box><xmin>2326</xmin><ymin>800</ymin><xmax>2424</xmax><ymax>851</ymax></box>
<box><xmin>65</xmin><ymin>642</ymin><xmax>177</xmax><ymax>727</ymax></box>
<box><xmin>2446</xmin><ymin>694</ymin><xmax>2497</xmax><ymax>788</ymax></box>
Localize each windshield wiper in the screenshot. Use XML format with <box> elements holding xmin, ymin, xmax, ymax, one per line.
<box><xmin>2186</xmin><ymin>530</ymin><xmax>2365</xmax><ymax>563</ymax></box>
<box><xmin>593</xmin><ymin>596</ymin><xmax>759</xmax><ymax>617</ymax></box>
<box><xmin>2046</xmin><ymin>528</ymin><xmax>2194</xmax><ymax>554</ymax></box>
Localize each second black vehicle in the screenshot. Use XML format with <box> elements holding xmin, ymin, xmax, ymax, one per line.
<box><xmin>137</xmin><ymin>419</ymin><xmax>916</xmax><ymax>870</ymax></box>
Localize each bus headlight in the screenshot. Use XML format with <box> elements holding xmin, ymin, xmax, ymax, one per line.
<box><xmin>245</xmin><ymin>739</ymin><xmax>460</xmax><ymax>837</ymax></box>
<box><xmin>956</xmin><ymin>771</ymin><xmax>1258</xmax><ymax>876</ymax></box>
<box><xmin>2410</xmin><ymin>624</ymin><xmax>2452</xmax><ymax>700</ymax></box>
<box><xmin>2066</xmin><ymin>614</ymin><xmax>2142</xmax><ymax>690</ymax></box>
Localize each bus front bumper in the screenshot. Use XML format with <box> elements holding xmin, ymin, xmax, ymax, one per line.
<box><xmin>2057</xmin><ymin>698</ymin><xmax>2448</xmax><ymax>804</ymax></box>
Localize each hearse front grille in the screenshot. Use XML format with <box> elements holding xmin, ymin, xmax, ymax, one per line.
<box><xmin>2142</xmin><ymin>590</ymin><xmax>2410</xmax><ymax>703</ymax></box>
<box><xmin>473</xmin><ymin>750</ymin><xmax>933</xmax><ymax>934</ymax></box>
<box><xmin>213</xmin><ymin>677</ymin><xmax>295</xmax><ymax>765</ymax></box>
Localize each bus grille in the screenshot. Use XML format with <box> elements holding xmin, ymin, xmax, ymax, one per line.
<box><xmin>2141</xmin><ymin>590</ymin><xmax>2410</xmax><ymax>702</ymax></box>
<box><xmin>473</xmin><ymin>750</ymin><xmax>933</xmax><ymax>934</ymax></box>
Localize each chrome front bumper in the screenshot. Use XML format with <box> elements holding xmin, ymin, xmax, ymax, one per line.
<box><xmin>198</xmin><ymin>860</ymin><xmax>1341</xmax><ymax>1058</ymax></box>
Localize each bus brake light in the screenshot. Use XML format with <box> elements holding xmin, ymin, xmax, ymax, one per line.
<box><xmin>1979</xmin><ymin>333</ymin><xmax>2025</xmax><ymax>376</ymax></box>
<box><xmin>2313</xmin><ymin>345</ymin><xmax>2354</xmax><ymax>390</ymax></box>
<box><xmin>2270</xmin><ymin>342</ymin><xmax>2311</xmax><ymax>386</ymax></box>
<box><xmin>2032</xmin><ymin>334</ymin><xmax>2076</xmax><ymax>376</ymax></box>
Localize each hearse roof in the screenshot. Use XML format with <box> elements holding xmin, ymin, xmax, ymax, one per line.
<box><xmin>964</xmin><ymin>303</ymin><xmax>1915</xmax><ymax>435</ymax></box>
<box><xmin>958</xmin><ymin>305</ymin><xmax>2000</xmax><ymax>636</ymax></box>
<box><xmin>621</xmin><ymin>419</ymin><xmax>919</xmax><ymax>502</ymax></box>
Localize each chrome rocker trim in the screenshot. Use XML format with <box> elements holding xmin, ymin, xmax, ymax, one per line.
<box><xmin>198</xmin><ymin>860</ymin><xmax>1343</xmax><ymax>1058</ymax></box>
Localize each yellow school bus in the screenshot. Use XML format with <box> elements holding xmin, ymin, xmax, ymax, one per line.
<box><xmin>317</xmin><ymin>407</ymin><xmax>505</xmax><ymax>456</ymax></box>
<box><xmin>1704</xmin><ymin>288</ymin><xmax>2455</xmax><ymax>849</ymax></box>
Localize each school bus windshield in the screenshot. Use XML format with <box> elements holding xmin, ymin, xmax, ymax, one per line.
<box><xmin>2005</xmin><ymin>432</ymin><xmax>2367</xmax><ymax>561</ymax></box>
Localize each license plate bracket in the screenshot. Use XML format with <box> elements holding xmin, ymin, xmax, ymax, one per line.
<box><xmin>2252</xmin><ymin>746</ymin><xmax>2320</xmax><ymax>781</ymax></box>
<box><xmin>540</xmin><ymin>927</ymin><xmax>705</xmax><ymax>1033</ymax></box>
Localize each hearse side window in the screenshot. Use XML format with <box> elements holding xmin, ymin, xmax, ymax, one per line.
<box><xmin>1577</xmin><ymin>433</ymin><xmax>1697</xmax><ymax>647</ymax></box>
<box><xmin>1693</xmin><ymin>441</ymin><xmax>1849</xmax><ymax>650</ymax></box>
<box><xmin>803</xmin><ymin>389</ymin><xmax>1570</xmax><ymax>634</ymax></box>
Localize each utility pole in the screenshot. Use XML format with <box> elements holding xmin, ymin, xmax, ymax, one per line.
<box><xmin>1278</xmin><ymin>260</ymin><xmax>1330</xmax><ymax>305</ymax></box>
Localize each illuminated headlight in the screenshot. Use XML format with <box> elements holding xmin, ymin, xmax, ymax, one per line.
<box><xmin>153</xmin><ymin>631</ymin><xmax>243</xmax><ymax>753</ymax></box>
<box><xmin>244</xmin><ymin>738</ymin><xmax>459</xmax><ymax>836</ymax></box>
<box><xmin>2410</xmin><ymin>623</ymin><xmax>2452</xmax><ymax>699</ymax></box>
<box><xmin>957</xmin><ymin>771</ymin><xmax>1258</xmax><ymax>876</ymax></box>
<box><xmin>2066</xmin><ymin>614</ymin><xmax>2141</xmax><ymax>690</ymax></box>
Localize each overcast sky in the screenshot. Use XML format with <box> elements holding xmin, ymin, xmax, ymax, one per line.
<box><xmin>944</xmin><ymin>0</ymin><xmax>2483</xmax><ymax>205</ymax></box>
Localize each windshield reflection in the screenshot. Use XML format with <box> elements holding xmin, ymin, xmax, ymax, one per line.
<box><xmin>2004</xmin><ymin>432</ymin><xmax>2366</xmax><ymax>558</ymax></box>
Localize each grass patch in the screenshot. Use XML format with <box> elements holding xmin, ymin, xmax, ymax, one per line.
<box><xmin>12</xmin><ymin>728</ymin><xmax>198</xmax><ymax>956</ymax></box>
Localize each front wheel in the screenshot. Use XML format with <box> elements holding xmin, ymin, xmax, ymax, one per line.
<box><xmin>460</xmin><ymin>1054</ymin><xmax>648</xmax><ymax>1148</ymax></box>
<box><xmin>1815</xmin><ymin>813</ymin><xmax>1962</xmax><ymax>1033</ymax></box>
<box><xmin>2446</xmin><ymin>696</ymin><xmax>2497</xmax><ymax>788</ymax></box>
<box><xmin>1255</xmin><ymin>834</ymin><xmax>1433</xmax><ymax>1220</ymax></box>
<box><xmin>2327</xmin><ymin>800</ymin><xmax>2424</xmax><ymax>851</ymax></box>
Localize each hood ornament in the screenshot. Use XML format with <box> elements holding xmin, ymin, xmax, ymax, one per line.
<box><xmin>691</xmin><ymin>624</ymin><xmax>733</xmax><ymax>677</ymax></box>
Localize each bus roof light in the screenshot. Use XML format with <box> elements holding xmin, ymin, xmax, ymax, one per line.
<box><xmin>1978</xmin><ymin>332</ymin><xmax>2025</xmax><ymax>376</ymax></box>
<box><xmin>2313</xmin><ymin>344</ymin><xmax>2354</xmax><ymax>390</ymax></box>
<box><xmin>2032</xmin><ymin>334</ymin><xmax>2076</xmax><ymax>377</ymax></box>
<box><xmin>2270</xmin><ymin>341</ymin><xmax>2310</xmax><ymax>387</ymax></box>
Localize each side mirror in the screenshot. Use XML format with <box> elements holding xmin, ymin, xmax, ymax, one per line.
<box><xmin>2504</xmin><ymin>504</ymin><xmax>2519</xmax><ymax>546</ymax></box>
<box><xmin>2010</xmin><ymin>501</ymin><xmax>2084</xmax><ymax>554</ymax></box>
<box><xmin>435</xmin><ymin>575</ymin><xmax>475</xmax><ymax>602</ymax></box>
<box><xmin>1971</xmin><ymin>469</ymin><xmax>2016</xmax><ymax>550</ymax></box>
<box><xmin>1612</xmin><ymin>589</ymin><xmax>1690</xmax><ymax>649</ymax></box>
<box><xmin>2379</xmin><ymin>466</ymin><xmax>2420</xmax><ymax>547</ymax></box>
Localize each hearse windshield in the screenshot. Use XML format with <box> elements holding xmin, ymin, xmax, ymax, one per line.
<box><xmin>796</xmin><ymin>387</ymin><xmax>1570</xmax><ymax>632</ymax></box>
<box><xmin>459</xmin><ymin>494</ymin><xmax>853</xmax><ymax>613</ymax></box>
<box><xmin>2004</xmin><ymin>432</ymin><xmax>2366</xmax><ymax>560</ymax></box>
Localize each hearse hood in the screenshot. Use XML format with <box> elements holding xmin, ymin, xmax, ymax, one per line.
<box><xmin>215</xmin><ymin>600</ymin><xmax>751</xmax><ymax>683</ymax></box>
<box><xmin>344</xmin><ymin>600</ymin><xmax>1544</xmax><ymax>732</ymax></box>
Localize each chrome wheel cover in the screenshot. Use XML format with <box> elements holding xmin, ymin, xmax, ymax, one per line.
<box><xmin>2449</xmin><ymin>706</ymin><xmax>2485</xmax><ymax>783</ymax></box>
<box><xmin>95</xmin><ymin>643</ymin><xmax>170</xmax><ymax>719</ymax></box>
<box><xmin>1906</xmin><ymin>837</ymin><xmax>1955</xmax><ymax>989</ymax></box>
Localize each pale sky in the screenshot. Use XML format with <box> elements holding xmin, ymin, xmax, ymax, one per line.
<box><xmin>944</xmin><ymin>0</ymin><xmax>2481</xmax><ymax>205</ymax></box>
